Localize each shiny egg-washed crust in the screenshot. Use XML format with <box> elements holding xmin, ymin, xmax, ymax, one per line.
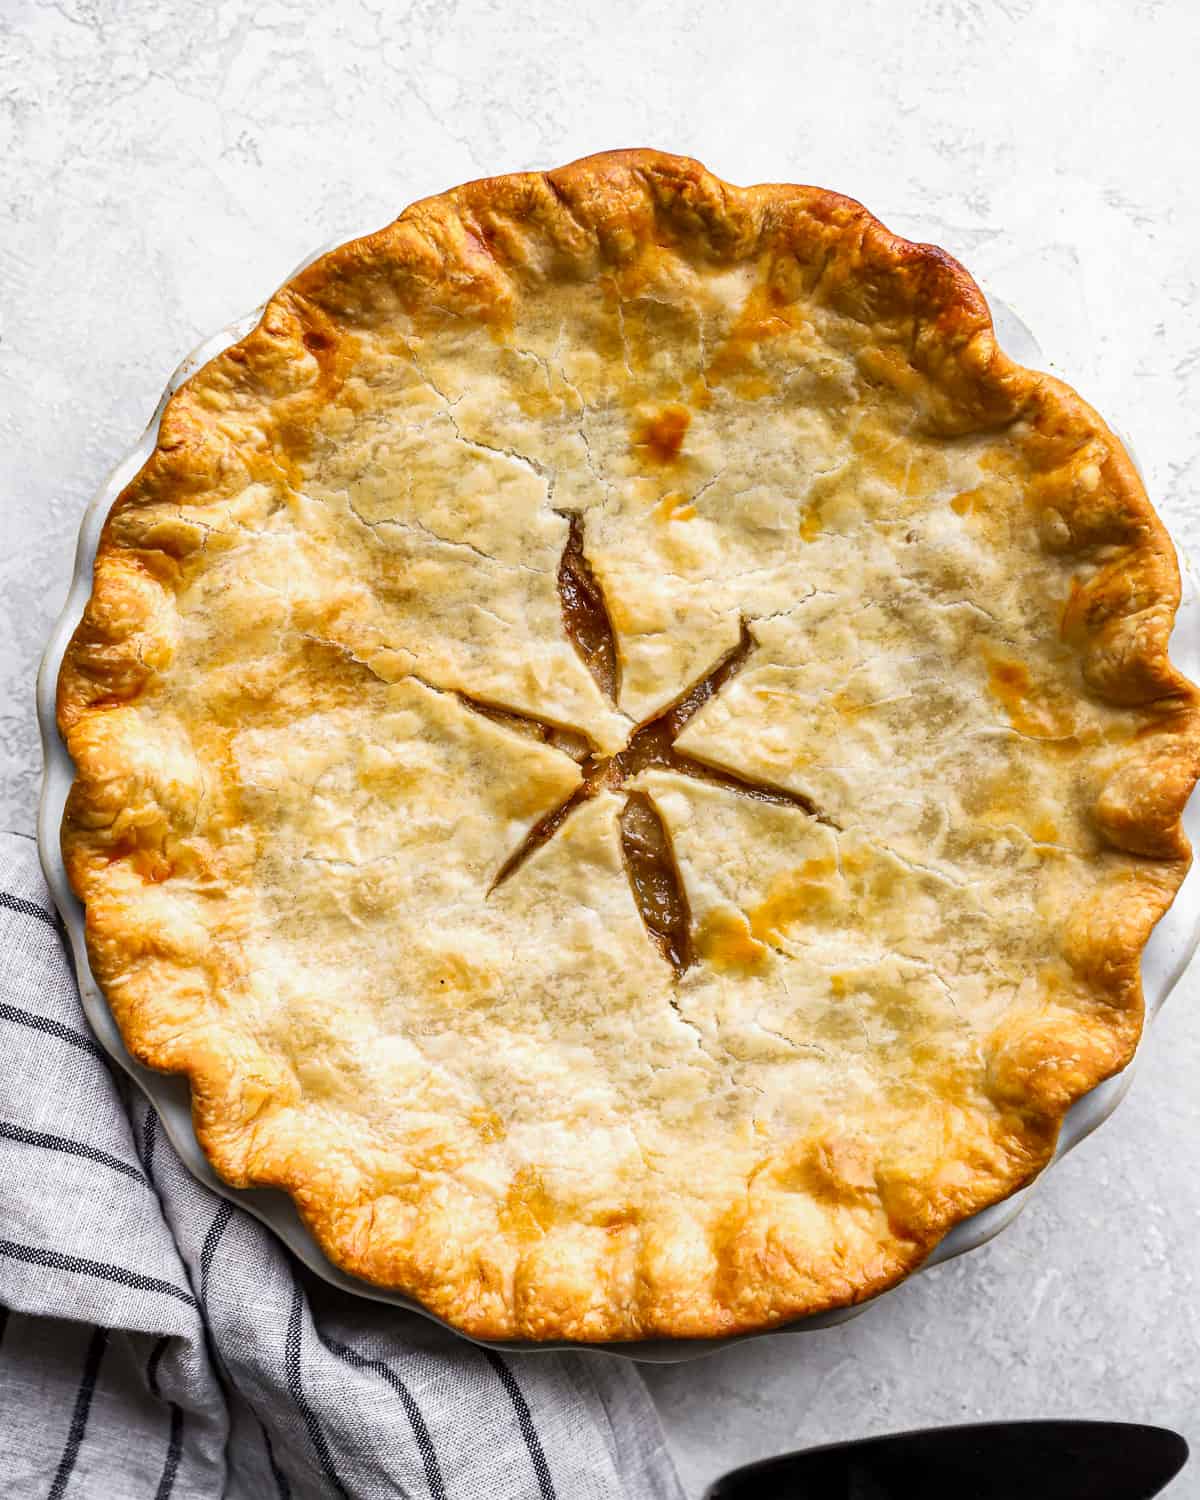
<box><xmin>59</xmin><ymin>151</ymin><xmax>1200</xmax><ymax>1340</ymax></box>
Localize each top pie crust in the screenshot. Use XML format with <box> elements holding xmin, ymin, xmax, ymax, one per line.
<box><xmin>58</xmin><ymin>151</ymin><xmax>1200</xmax><ymax>1341</ymax></box>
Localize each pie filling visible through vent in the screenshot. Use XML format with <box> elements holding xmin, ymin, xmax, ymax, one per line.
<box><xmin>58</xmin><ymin>151</ymin><xmax>1200</xmax><ymax>1340</ymax></box>
<box><xmin>491</xmin><ymin>512</ymin><xmax>826</xmax><ymax>944</ymax></box>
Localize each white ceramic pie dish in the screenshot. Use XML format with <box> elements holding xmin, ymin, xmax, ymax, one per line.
<box><xmin>36</xmin><ymin>236</ymin><xmax>1200</xmax><ymax>1363</ymax></box>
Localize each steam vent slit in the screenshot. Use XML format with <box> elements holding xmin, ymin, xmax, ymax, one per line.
<box><xmin>556</xmin><ymin>509</ymin><xmax>620</xmax><ymax>703</ymax></box>
<box><xmin>620</xmin><ymin>791</ymin><xmax>693</xmax><ymax>975</ymax></box>
<box><xmin>444</xmin><ymin>687</ymin><xmax>593</xmax><ymax>763</ymax></box>
<box><xmin>488</xmin><ymin>782</ymin><xmax>594</xmax><ymax>893</ymax></box>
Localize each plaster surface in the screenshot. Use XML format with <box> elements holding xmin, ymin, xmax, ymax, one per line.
<box><xmin>2</xmin><ymin>1</ymin><xmax>1198</xmax><ymax>1493</ymax></box>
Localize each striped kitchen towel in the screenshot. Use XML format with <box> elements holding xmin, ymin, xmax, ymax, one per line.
<box><xmin>0</xmin><ymin>832</ymin><xmax>684</xmax><ymax>1500</ymax></box>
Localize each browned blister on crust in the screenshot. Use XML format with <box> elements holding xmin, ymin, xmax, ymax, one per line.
<box><xmin>59</xmin><ymin>150</ymin><xmax>1199</xmax><ymax>1340</ymax></box>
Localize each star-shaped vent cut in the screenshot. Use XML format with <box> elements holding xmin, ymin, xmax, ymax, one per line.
<box><xmin>449</xmin><ymin>513</ymin><xmax>834</xmax><ymax>974</ymax></box>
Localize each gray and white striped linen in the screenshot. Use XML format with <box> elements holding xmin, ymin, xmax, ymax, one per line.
<box><xmin>0</xmin><ymin>833</ymin><xmax>684</xmax><ymax>1500</ymax></box>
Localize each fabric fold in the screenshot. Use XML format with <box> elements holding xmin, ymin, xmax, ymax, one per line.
<box><xmin>0</xmin><ymin>833</ymin><xmax>683</xmax><ymax>1500</ymax></box>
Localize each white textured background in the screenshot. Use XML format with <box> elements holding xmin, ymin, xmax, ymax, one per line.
<box><xmin>3</xmin><ymin>0</ymin><xmax>1199</xmax><ymax>1493</ymax></box>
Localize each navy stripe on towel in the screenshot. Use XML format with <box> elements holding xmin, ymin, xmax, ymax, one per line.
<box><xmin>0</xmin><ymin>1240</ymin><xmax>196</xmax><ymax>1307</ymax></box>
<box><xmin>48</xmin><ymin>1326</ymin><xmax>108</xmax><ymax>1500</ymax></box>
<box><xmin>285</xmin><ymin>1283</ymin><xmax>349</xmax><ymax>1499</ymax></box>
<box><xmin>324</xmin><ymin>1333</ymin><xmax>447</xmax><ymax>1500</ymax></box>
<box><xmin>484</xmin><ymin>1349</ymin><xmax>557</xmax><ymax>1500</ymax></box>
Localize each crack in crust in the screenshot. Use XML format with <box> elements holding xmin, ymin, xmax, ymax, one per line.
<box><xmin>56</xmin><ymin>149</ymin><xmax>1200</xmax><ymax>1344</ymax></box>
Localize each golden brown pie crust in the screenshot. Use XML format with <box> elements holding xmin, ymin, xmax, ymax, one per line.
<box><xmin>58</xmin><ymin>150</ymin><xmax>1200</xmax><ymax>1340</ymax></box>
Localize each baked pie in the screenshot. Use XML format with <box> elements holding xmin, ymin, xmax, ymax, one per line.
<box><xmin>58</xmin><ymin>151</ymin><xmax>1199</xmax><ymax>1341</ymax></box>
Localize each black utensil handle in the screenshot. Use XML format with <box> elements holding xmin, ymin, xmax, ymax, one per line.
<box><xmin>707</xmin><ymin>1420</ymin><xmax>1189</xmax><ymax>1500</ymax></box>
